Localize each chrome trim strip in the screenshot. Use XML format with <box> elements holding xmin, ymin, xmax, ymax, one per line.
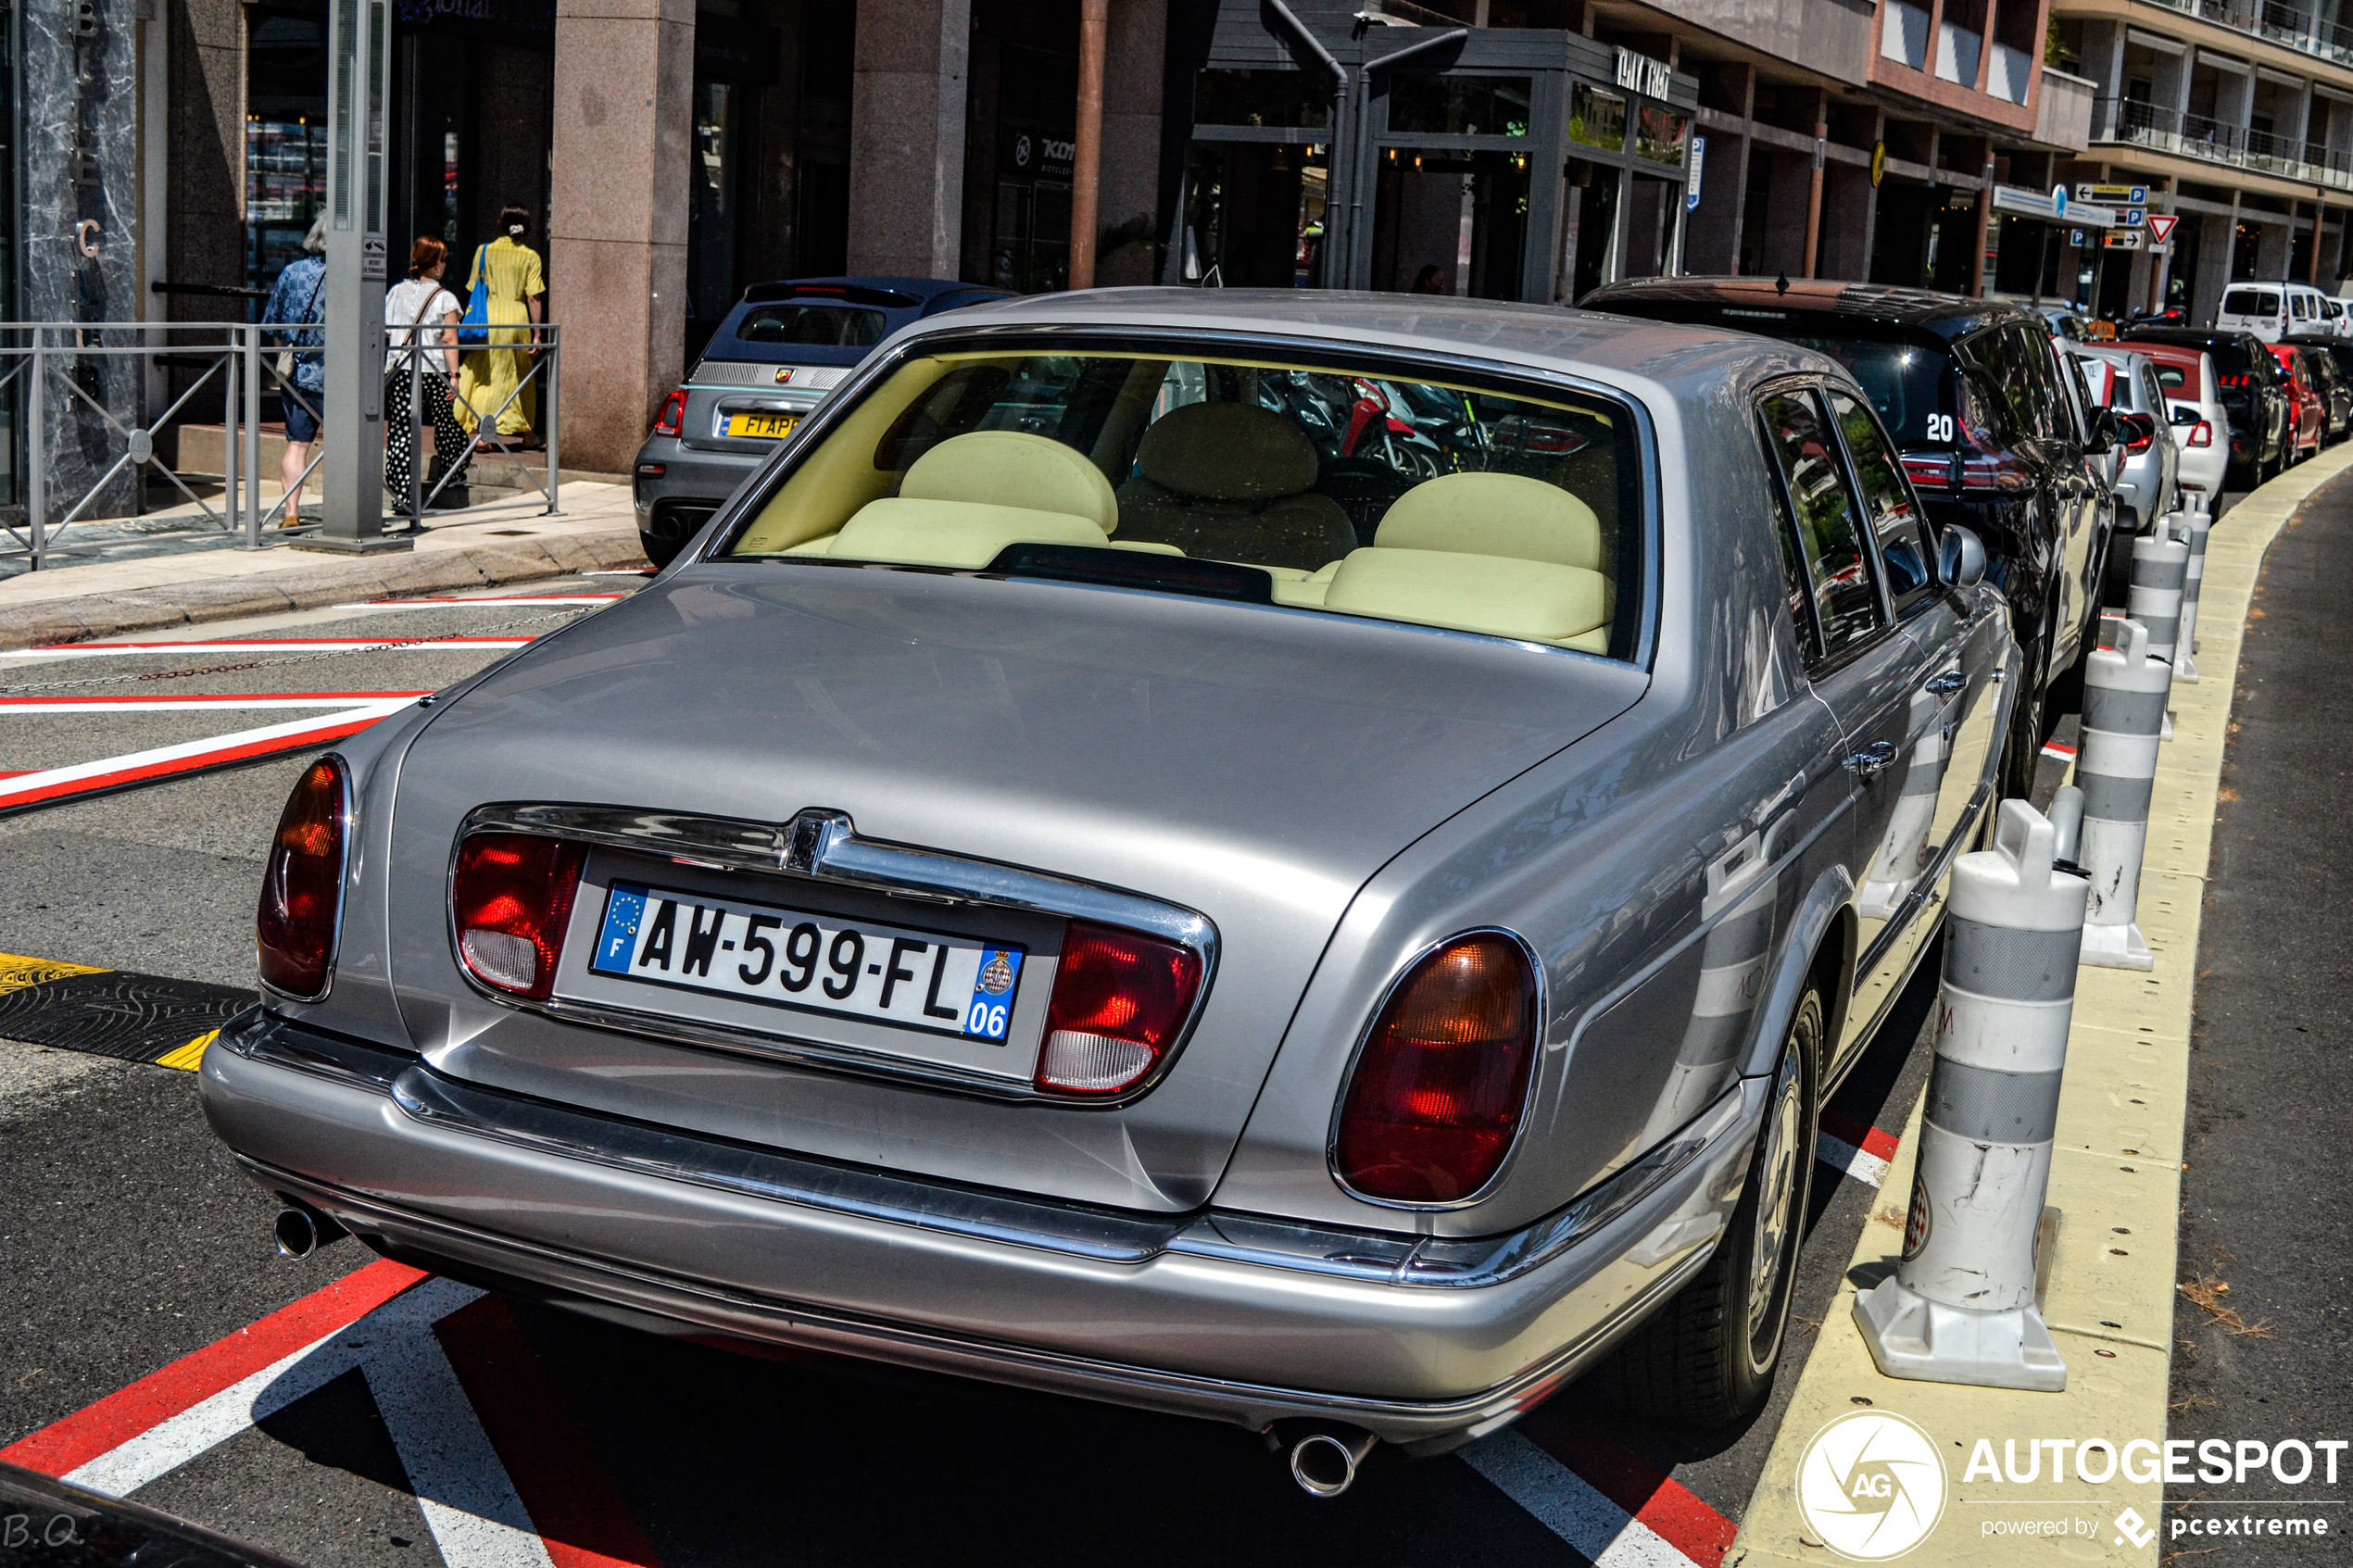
<box><xmin>448</xmin><ymin>803</ymin><xmax>1219</xmax><ymax>1106</ymax></box>
<box><xmin>244</xmin><ymin>1154</ymin><xmax>1716</xmax><ymax>1444</ymax></box>
<box><xmin>230</xmin><ymin>1008</ymin><xmax>1751</xmax><ymax>1291</ymax></box>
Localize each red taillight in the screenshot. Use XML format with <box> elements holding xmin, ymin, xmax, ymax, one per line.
<box><xmin>452</xmin><ymin>834</ymin><xmax>587</xmax><ymax>999</ymax></box>
<box><xmin>653</xmin><ymin>388</ymin><xmax>687</xmax><ymax>438</ymax></box>
<box><xmin>257</xmin><ymin>758</ymin><xmax>350</xmax><ymax>997</ymax></box>
<box><xmin>1901</xmin><ymin>453</ymin><xmax>1958</xmax><ymax>490</ymax></box>
<box><xmin>1034</xmin><ymin>922</ymin><xmax>1203</xmax><ymax>1095</ymax></box>
<box><xmin>1334</xmin><ymin>933</ymin><xmax>1539</xmax><ymax>1203</ymax></box>
<box><xmin>2188</xmin><ymin>420</ymin><xmax>2213</xmax><ymax>447</ymax></box>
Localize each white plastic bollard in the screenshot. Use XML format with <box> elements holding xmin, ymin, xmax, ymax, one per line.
<box><xmin>2127</xmin><ymin>520</ymin><xmax>2191</xmax><ymax>668</ymax></box>
<box><xmin>2173</xmin><ymin>508</ymin><xmax>2212</xmax><ymax>683</ymax></box>
<box><xmin>2076</xmin><ymin>619</ymin><xmax>2165</xmax><ymax>971</ymax></box>
<box><xmin>1854</xmin><ymin>798</ymin><xmax>2087</xmax><ymax>1392</ymax></box>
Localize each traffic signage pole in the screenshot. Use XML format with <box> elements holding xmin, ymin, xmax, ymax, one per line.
<box><xmin>308</xmin><ymin>0</ymin><xmax>407</xmax><ymax>554</ymax></box>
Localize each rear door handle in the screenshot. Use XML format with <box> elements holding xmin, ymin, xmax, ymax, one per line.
<box><xmin>1924</xmin><ymin>671</ymin><xmax>1967</xmax><ymax>694</ymax></box>
<box><xmin>1841</xmin><ymin>741</ymin><xmax>1899</xmax><ymax>779</ymax></box>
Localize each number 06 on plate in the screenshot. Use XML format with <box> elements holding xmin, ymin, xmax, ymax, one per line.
<box><xmin>590</xmin><ymin>881</ymin><xmax>1026</xmax><ymax>1042</ymax></box>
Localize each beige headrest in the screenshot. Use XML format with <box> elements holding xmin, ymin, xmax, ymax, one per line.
<box><xmin>1374</xmin><ymin>472</ymin><xmax>1602</xmax><ymax>571</ymax></box>
<box><xmin>1134</xmin><ymin>402</ymin><xmax>1319</xmax><ymax>500</ymax></box>
<box><xmin>901</xmin><ymin>431</ymin><xmax>1118</xmax><ymax>533</ymax></box>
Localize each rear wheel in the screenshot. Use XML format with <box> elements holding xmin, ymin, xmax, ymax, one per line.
<box><xmin>1596</xmin><ymin>992</ymin><xmax>1820</xmax><ymax>1429</ymax></box>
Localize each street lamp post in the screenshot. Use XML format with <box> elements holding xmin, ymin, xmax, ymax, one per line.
<box><xmin>303</xmin><ymin>0</ymin><xmax>409</xmax><ymax>554</ymax></box>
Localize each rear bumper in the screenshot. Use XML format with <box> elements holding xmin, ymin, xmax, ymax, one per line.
<box><xmin>629</xmin><ymin>437</ymin><xmax>765</xmax><ymax>531</ymax></box>
<box><xmin>200</xmin><ymin>1009</ymin><xmax>1763</xmax><ymax>1447</ymax></box>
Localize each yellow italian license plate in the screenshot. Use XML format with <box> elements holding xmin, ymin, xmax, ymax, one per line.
<box><xmin>725</xmin><ymin>412</ymin><xmax>800</xmax><ymax>440</ymax></box>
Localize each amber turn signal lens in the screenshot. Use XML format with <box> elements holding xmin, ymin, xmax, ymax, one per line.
<box><xmin>1334</xmin><ymin>933</ymin><xmax>1539</xmax><ymax>1203</ymax></box>
<box><xmin>256</xmin><ymin>758</ymin><xmax>349</xmax><ymax>999</ymax></box>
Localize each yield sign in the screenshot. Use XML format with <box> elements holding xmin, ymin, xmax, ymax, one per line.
<box><xmin>2147</xmin><ymin>213</ymin><xmax>2181</xmax><ymax>244</ymax></box>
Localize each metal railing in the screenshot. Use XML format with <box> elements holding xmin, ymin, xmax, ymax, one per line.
<box><xmin>2091</xmin><ymin>95</ymin><xmax>2353</xmax><ymax>190</ymax></box>
<box><xmin>0</xmin><ymin>320</ymin><xmax>562</xmax><ymax>571</ymax></box>
<box><xmin>2142</xmin><ymin>0</ymin><xmax>2353</xmax><ymax>70</ymax></box>
<box><xmin>384</xmin><ymin>321</ymin><xmax>561</xmax><ymax>530</ymax></box>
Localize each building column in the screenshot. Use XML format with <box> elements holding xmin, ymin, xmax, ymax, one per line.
<box><xmin>848</xmin><ymin>0</ymin><xmax>971</xmax><ymax>277</ymax></box>
<box><xmin>548</xmin><ymin>0</ymin><xmax>695</xmax><ymax>473</ymax></box>
<box><xmin>1685</xmin><ymin>65</ymin><xmax>1754</xmax><ymax>273</ymax></box>
<box><xmin>1096</xmin><ymin>0</ymin><xmax>1165</xmax><ymax>286</ymax></box>
<box><xmin>2194</xmin><ymin>207</ymin><xmax>2232</xmax><ymax>320</ymax></box>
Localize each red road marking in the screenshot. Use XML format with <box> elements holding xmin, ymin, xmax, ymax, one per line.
<box><xmin>437</xmin><ymin>1296</ymin><xmax>665</xmax><ymax>1568</ymax></box>
<box><xmin>1516</xmin><ymin>1407</ymin><xmax>1739</xmax><ymax>1568</ymax></box>
<box><xmin>1818</xmin><ymin>1110</ymin><xmax>1901</xmax><ymax>1166</ymax></box>
<box><xmin>0</xmin><ymin>692</ymin><xmax>425</xmax><ymax>707</ymax></box>
<box><xmin>0</xmin><ymin>1259</ymin><xmax>429</xmax><ymax>1477</ymax></box>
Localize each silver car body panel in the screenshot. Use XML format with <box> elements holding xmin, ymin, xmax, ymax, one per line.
<box><xmin>212</xmin><ymin>290</ymin><xmax>2016</xmax><ymax>1439</ymax></box>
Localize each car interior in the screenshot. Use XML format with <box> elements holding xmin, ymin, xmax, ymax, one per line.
<box><xmin>727</xmin><ymin>352</ymin><xmax>1643</xmax><ymax>657</ymax></box>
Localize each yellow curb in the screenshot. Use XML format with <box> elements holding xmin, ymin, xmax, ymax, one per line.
<box><xmin>1728</xmin><ymin>442</ymin><xmax>2353</xmax><ymax>1568</ymax></box>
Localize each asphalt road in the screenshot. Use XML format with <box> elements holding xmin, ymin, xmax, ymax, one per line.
<box><xmin>2164</xmin><ymin>478</ymin><xmax>2353</xmax><ymax>1556</ymax></box>
<box><xmin>0</xmin><ymin>571</ymin><xmax>2119</xmax><ymax>1566</ymax></box>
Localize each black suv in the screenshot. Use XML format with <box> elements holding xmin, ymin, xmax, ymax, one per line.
<box><xmin>2119</xmin><ymin>326</ymin><xmax>2291</xmax><ymax>485</ymax></box>
<box><xmin>1584</xmin><ymin>279</ymin><xmax>2117</xmax><ymax>796</ymax></box>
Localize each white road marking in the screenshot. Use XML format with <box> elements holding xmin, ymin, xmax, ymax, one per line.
<box><xmin>365</xmin><ymin>1323</ymin><xmax>559</xmax><ymax>1568</ymax></box>
<box><xmin>0</xmin><ymin>698</ymin><xmax>418</xmax><ymax>808</ymax></box>
<box><xmin>1462</xmin><ymin>1431</ymin><xmax>1701</xmax><ymax>1568</ymax></box>
<box><xmin>1</xmin><ymin>639</ymin><xmax>532</xmax><ymax>658</ymax></box>
<box><xmin>64</xmin><ymin>1278</ymin><xmax>482</xmax><ymax>1497</ymax></box>
<box><xmin>1815</xmin><ymin>1131</ymin><xmax>1891</xmax><ymax>1189</ymax></box>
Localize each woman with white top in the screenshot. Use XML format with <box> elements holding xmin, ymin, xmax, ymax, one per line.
<box><xmin>383</xmin><ymin>236</ymin><xmax>472</xmax><ymax>508</ymax></box>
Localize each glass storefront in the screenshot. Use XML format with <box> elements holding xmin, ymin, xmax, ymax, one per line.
<box><xmin>1168</xmin><ymin>18</ymin><xmax>1696</xmax><ymax>304</ymax></box>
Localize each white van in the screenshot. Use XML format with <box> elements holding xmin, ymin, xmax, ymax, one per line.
<box><xmin>2218</xmin><ymin>280</ymin><xmax>2334</xmax><ymax>342</ymax></box>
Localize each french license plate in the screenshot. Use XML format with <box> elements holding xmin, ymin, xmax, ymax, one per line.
<box><xmin>589</xmin><ymin>881</ymin><xmax>1026</xmax><ymax>1042</ymax></box>
<box><xmin>724</xmin><ymin>411</ymin><xmax>800</xmax><ymax>440</ymax></box>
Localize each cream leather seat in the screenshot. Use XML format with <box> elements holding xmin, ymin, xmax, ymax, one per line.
<box><xmin>1114</xmin><ymin>402</ymin><xmax>1357</xmax><ymax>571</ymax></box>
<box><xmin>1312</xmin><ymin>471</ymin><xmax>1612</xmax><ymax>650</ymax></box>
<box><xmin>813</xmin><ymin>431</ymin><xmax>1121</xmax><ymax>569</ymax></box>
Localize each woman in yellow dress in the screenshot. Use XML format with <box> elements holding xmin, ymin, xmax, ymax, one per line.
<box><xmin>456</xmin><ymin>205</ymin><xmax>547</xmax><ymax>443</ymax></box>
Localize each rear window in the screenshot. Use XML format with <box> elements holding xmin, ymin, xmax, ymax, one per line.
<box><xmin>2224</xmin><ymin>289</ymin><xmax>2281</xmax><ymax>318</ymax></box>
<box><xmin>724</xmin><ymin>347</ymin><xmax>1646</xmax><ymax>659</ymax></box>
<box><xmin>732</xmin><ymin>305</ymin><xmax>890</xmax><ymax>348</ymax></box>
<box><xmin>1776</xmin><ymin>334</ymin><xmax>1951</xmax><ymax>447</ymax></box>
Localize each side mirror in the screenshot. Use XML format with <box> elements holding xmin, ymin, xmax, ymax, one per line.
<box><xmin>2119</xmin><ymin>411</ymin><xmax>2158</xmax><ymax>450</ymax></box>
<box><xmin>1939</xmin><ymin>524</ymin><xmax>1988</xmax><ymax>589</ymax></box>
<box><xmin>2171</xmin><ymin>405</ymin><xmax>2201</xmax><ymax>426</ymax></box>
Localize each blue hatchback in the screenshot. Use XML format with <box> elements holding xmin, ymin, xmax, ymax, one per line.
<box><xmin>633</xmin><ymin>277</ymin><xmax>1011</xmax><ymax>566</ymax></box>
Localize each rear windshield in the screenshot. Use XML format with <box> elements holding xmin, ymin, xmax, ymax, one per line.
<box><xmin>732</xmin><ymin>305</ymin><xmax>890</xmax><ymax>348</ymax></box>
<box><xmin>2224</xmin><ymin>289</ymin><xmax>2281</xmax><ymax>317</ymax></box>
<box><xmin>724</xmin><ymin>347</ymin><xmax>1646</xmax><ymax>659</ymax></box>
<box><xmin>1777</xmin><ymin>334</ymin><xmax>1951</xmax><ymax>447</ymax></box>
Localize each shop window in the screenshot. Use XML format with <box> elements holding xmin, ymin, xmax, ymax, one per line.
<box><xmin>246</xmin><ymin>9</ymin><xmax>330</xmax><ymax>296</ymax></box>
<box><xmin>1569</xmin><ymin>83</ymin><xmax>1628</xmax><ymax>154</ymax></box>
<box><xmin>1370</xmin><ymin>147</ymin><xmax>1529</xmax><ymax>299</ymax></box>
<box><xmin>1195</xmin><ymin>69</ymin><xmax>1331</xmax><ymax>129</ymax></box>
<box><xmin>1385</xmin><ymin>75</ymin><xmax>1531</xmax><ymax>137</ymax></box>
<box><xmin>1633</xmin><ymin>104</ymin><xmax>1688</xmax><ymax>167</ymax></box>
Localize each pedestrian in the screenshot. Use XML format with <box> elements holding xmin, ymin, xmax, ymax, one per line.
<box><xmin>455</xmin><ymin>205</ymin><xmax>547</xmax><ymax>447</ymax></box>
<box><xmin>383</xmin><ymin>236</ymin><xmax>471</xmax><ymax>509</ymax></box>
<box><xmin>260</xmin><ymin>214</ymin><xmax>328</xmax><ymax>525</ymax></box>
<box><xmin>1411</xmin><ymin>263</ymin><xmax>1447</xmax><ymax>295</ymax></box>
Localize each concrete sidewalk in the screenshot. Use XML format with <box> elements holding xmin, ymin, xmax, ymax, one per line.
<box><xmin>0</xmin><ymin>482</ymin><xmax>649</xmax><ymax>650</ymax></box>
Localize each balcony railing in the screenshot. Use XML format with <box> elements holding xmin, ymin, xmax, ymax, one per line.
<box><xmin>2093</xmin><ymin>94</ymin><xmax>2353</xmax><ymax>189</ymax></box>
<box><xmin>2141</xmin><ymin>0</ymin><xmax>2353</xmax><ymax>71</ymax></box>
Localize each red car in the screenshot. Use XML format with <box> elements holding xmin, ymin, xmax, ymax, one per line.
<box><xmin>2269</xmin><ymin>343</ymin><xmax>2326</xmax><ymax>463</ymax></box>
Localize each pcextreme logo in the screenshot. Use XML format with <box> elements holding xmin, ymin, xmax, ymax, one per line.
<box><xmin>1795</xmin><ymin>1411</ymin><xmax>1949</xmax><ymax>1561</ymax></box>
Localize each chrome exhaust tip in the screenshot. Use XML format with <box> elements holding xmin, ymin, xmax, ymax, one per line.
<box><xmin>272</xmin><ymin>1205</ymin><xmax>346</xmax><ymax>1261</ymax></box>
<box><xmin>1289</xmin><ymin>1427</ymin><xmax>1378</xmax><ymax>1498</ymax></box>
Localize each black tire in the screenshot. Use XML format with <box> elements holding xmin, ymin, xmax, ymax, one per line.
<box><xmin>638</xmin><ymin>529</ymin><xmax>683</xmax><ymax>570</ymax></box>
<box><xmin>1595</xmin><ymin>991</ymin><xmax>1821</xmax><ymax>1429</ymax></box>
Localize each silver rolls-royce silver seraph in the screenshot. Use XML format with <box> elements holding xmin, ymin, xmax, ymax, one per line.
<box><xmin>201</xmin><ymin>291</ymin><xmax>2014</xmax><ymax>1492</ymax></box>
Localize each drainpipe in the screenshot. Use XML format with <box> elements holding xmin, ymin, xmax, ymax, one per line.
<box><xmin>1266</xmin><ymin>0</ymin><xmax>1346</xmax><ymax>274</ymax></box>
<box><xmin>1069</xmin><ymin>0</ymin><xmax>1109</xmax><ymax>290</ymax></box>
<box><xmin>2313</xmin><ymin>187</ymin><xmax>2326</xmax><ymax>284</ymax></box>
<box><xmin>1349</xmin><ymin>27</ymin><xmax>1470</xmax><ymax>289</ymax></box>
<box><xmin>1803</xmin><ymin>107</ymin><xmax>1828</xmax><ymax>278</ymax></box>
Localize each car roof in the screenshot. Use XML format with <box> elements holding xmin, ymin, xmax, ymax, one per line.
<box><xmin>740</xmin><ymin>276</ymin><xmax>1002</xmax><ymax>307</ymax></box>
<box><xmin>880</xmin><ymin>285</ymin><xmax>1850</xmax><ymax>404</ymax></box>
<box><xmin>1577</xmin><ymin>276</ymin><xmax>2040</xmax><ymax>343</ymax></box>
